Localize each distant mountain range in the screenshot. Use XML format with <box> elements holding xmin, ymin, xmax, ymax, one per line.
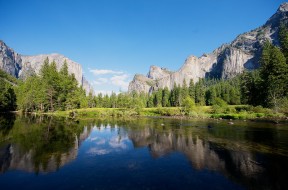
<box><xmin>128</xmin><ymin>3</ymin><xmax>288</xmax><ymax>94</ymax></box>
<box><xmin>0</xmin><ymin>41</ymin><xmax>93</xmax><ymax>95</ymax></box>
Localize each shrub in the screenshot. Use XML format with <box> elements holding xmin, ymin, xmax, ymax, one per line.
<box><xmin>182</xmin><ymin>97</ymin><xmax>196</xmax><ymax>115</ymax></box>
<box><xmin>212</xmin><ymin>98</ymin><xmax>228</xmax><ymax>114</ymax></box>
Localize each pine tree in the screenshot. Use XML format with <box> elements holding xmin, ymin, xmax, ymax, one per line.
<box><xmin>162</xmin><ymin>87</ymin><xmax>170</xmax><ymax>107</ymax></box>
<box><xmin>195</xmin><ymin>79</ymin><xmax>205</xmax><ymax>106</ymax></box>
<box><xmin>155</xmin><ymin>90</ymin><xmax>162</xmax><ymax>107</ymax></box>
<box><xmin>147</xmin><ymin>94</ymin><xmax>154</xmax><ymax>108</ymax></box>
<box><xmin>188</xmin><ymin>79</ymin><xmax>195</xmax><ymax>99</ymax></box>
<box><xmin>206</xmin><ymin>86</ymin><xmax>217</xmax><ymax>105</ymax></box>
<box><xmin>279</xmin><ymin>23</ymin><xmax>288</xmax><ymax>62</ymax></box>
<box><xmin>169</xmin><ymin>82</ymin><xmax>178</xmax><ymax>106</ymax></box>
<box><xmin>0</xmin><ymin>79</ymin><xmax>17</xmax><ymax>111</ymax></box>
<box><xmin>259</xmin><ymin>42</ymin><xmax>288</xmax><ymax>109</ymax></box>
<box><xmin>110</xmin><ymin>92</ymin><xmax>117</xmax><ymax>108</ymax></box>
<box><xmin>181</xmin><ymin>79</ymin><xmax>189</xmax><ymax>101</ymax></box>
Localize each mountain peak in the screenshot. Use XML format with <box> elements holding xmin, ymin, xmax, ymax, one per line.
<box><xmin>278</xmin><ymin>2</ymin><xmax>288</xmax><ymax>12</ymax></box>
<box><xmin>128</xmin><ymin>3</ymin><xmax>288</xmax><ymax>94</ymax></box>
<box><xmin>0</xmin><ymin>41</ymin><xmax>93</xmax><ymax>95</ymax></box>
<box><xmin>147</xmin><ymin>65</ymin><xmax>171</xmax><ymax>80</ymax></box>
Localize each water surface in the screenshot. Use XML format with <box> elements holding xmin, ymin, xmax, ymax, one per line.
<box><xmin>0</xmin><ymin>114</ymin><xmax>287</xmax><ymax>190</ymax></box>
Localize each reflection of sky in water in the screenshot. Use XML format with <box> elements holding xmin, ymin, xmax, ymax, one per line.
<box><xmin>85</xmin><ymin>126</ymin><xmax>130</xmax><ymax>156</ymax></box>
<box><xmin>1</xmin><ymin>118</ymin><xmax>287</xmax><ymax>190</ymax></box>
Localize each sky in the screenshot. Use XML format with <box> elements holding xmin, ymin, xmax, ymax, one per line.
<box><xmin>0</xmin><ymin>0</ymin><xmax>286</xmax><ymax>94</ymax></box>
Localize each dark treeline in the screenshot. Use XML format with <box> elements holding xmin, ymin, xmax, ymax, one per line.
<box><xmin>0</xmin><ymin>70</ymin><xmax>17</xmax><ymax>112</ymax></box>
<box><xmin>240</xmin><ymin>23</ymin><xmax>288</xmax><ymax>112</ymax></box>
<box><xmin>0</xmin><ymin>24</ymin><xmax>288</xmax><ymax>113</ymax></box>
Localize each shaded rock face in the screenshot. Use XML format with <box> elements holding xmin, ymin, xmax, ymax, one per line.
<box><xmin>0</xmin><ymin>41</ymin><xmax>22</xmax><ymax>78</ymax></box>
<box><xmin>128</xmin><ymin>74</ymin><xmax>155</xmax><ymax>94</ymax></box>
<box><xmin>0</xmin><ymin>41</ymin><xmax>93</xmax><ymax>95</ymax></box>
<box><xmin>82</xmin><ymin>76</ymin><xmax>94</xmax><ymax>96</ymax></box>
<box><xmin>129</xmin><ymin>3</ymin><xmax>288</xmax><ymax>93</ymax></box>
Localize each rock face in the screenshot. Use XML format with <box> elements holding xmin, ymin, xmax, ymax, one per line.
<box><xmin>0</xmin><ymin>41</ymin><xmax>22</xmax><ymax>78</ymax></box>
<box><xmin>0</xmin><ymin>41</ymin><xmax>93</xmax><ymax>95</ymax></box>
<box><xmin>129</xmin><ymin>3</ymin><xmax>288</xmax><ymax>93</ymax></box>
<box><xmin>20</xmin><ymin>53</ymin><xmax>83</xmax><ymax>83</ymax></box>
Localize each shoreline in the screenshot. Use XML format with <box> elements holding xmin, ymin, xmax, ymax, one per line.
<box><xmin>6</xmin><ymin>107</ymin><xmax>288</xmax><ymax>124</ymax></box>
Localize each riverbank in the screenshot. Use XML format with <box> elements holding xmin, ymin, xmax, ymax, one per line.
<box><xmin>35</xmin><ymin>106</ymin><xmax>288</xmax><ymax>123</ymax></box>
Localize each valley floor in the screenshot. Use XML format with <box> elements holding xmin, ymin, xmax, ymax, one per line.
<box><xmin>35</xmin><ymin>106</ymin><xmax>288</xmax><ymax>123</ymax></box>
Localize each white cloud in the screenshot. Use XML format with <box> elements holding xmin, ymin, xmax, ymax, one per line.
<box><xmin>111</xmin><ymin>74</ymin><xmax>130</xmax><ymax>91</ymax></box>
<box><xmin>93</xmin><ymin>77</ymin><xmax>109</xmax><ymax>85</ymax></box>
<box><xmin>89</xmin><ymin>137</ymin><xmax>98</xmax><ymax>141</ymax></box>
<box><xmin>89</xmin><ymin>68</ymin><xmax>131</xmax><ymax>94</ymax></box>
<box><xmin>89</xmin><ymin>69</ymin><xmax>123</xmax><ymax>75</ymax></box>
<box><xmin>109</xmin><ymin>136</ymin><xmax>128</xmax><ymax>149</ymax></box>
<box><xmin>96</xmin><ymin>139</ymin><xmax>106</xmax><ymax>145</ymax></box>
<box><xmin>87</xmin><ymin>148</ymin><xmax>110</xmax><ymax>155</ymax></box>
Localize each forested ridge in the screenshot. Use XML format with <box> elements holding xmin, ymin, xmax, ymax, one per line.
<box><xmin>1</xmin><ymin>24</ymin><xmax>288</xmax><ymax>115</ymax></box>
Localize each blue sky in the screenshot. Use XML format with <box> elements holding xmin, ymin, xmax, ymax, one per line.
<box><xmin>0</xmin><ymin>0</ymin><xmax>285</xmax><ymax>94</ymax></box>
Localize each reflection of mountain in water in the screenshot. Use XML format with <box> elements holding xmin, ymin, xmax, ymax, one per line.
<box><xmin>128</xmin><ymin>126</ymin><xmax>287</xmax><ymax>190</ymax></box>
<box><xmin>0</xmin><ymin>117</ymin><xmax>93</xmax><ymax>174</ymax></box>
<box><xmin>0</xmin><ymin>142</ymin><xmax>77</xmax><ymax>173</ymax></box>
<box><xmin>1</xmin><ymin>117</ymin><xmax>287</xmax><ymax>189</ymax></box>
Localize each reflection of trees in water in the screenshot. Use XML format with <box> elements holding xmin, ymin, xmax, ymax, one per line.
<box><xmin>0</xmin><ymin>117</ymin><xmax>287</xmax><ymax>189</ymax></box>
<box><xmin>126</xmin><ymin>122</ymin><xmax>288</xmax><ymax>190</ymax></box>
<box><xmin>0</xmin><ymin>113</ymin><xmax>16</xmax><ymax>136</ymax></box>
<box><xmin>0</xmin><ymin>116</ymin><xmax>94</xmax><ymax>173</ymax></box>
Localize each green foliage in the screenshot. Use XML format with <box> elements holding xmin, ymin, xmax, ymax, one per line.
<box><xmin>156</xmin><ymin>107</ymin><xmax>181</xmax><ymax>116</ymax></box>
<box><xmin>181</xmin><ymin>79</ymin><xmax>189</xmax><ymax>101</ymax></box>
<box><xmin>278</xmin><ymin>97</ymin><xmax>288</xmax><ymax>115</ymax></box>
<box><xmin>0</xmin><ymin>69</ymin><xmax>18</xmax><ymax>84</ymax></box>
<box><xmin>182</xmin><ymin>96</ymin><xmax>195</xmax><ymax>115</ymax></box>
<box><xmin>206</xmin><ymin>86</ymin><xmax>217</xmax><ymax>105</ymax></box>
<box><xmin>188</xmin><ymin>79</ymin><xmax>195</xmax><ymax>99</ymax></box>
<box><xmin>279</xmin><ymin>23</ymin><xmax>288</xmax><ymax>62</ymax></box>
<box><xmin>0</xmin><ymin>78</ymin><xmax>17</xmax><ymax>111</ymax></box>
<box><xmin>162</xmin><ymin>87</ymin><xmax>170</xmax><ymax>107</ymax></box>
<box><xmin>240</xmin><ymin>70</ymin><xmax>262</xmax><ymax>105</ymax></box>
<box><xmin>259</xmin><ymin>42</ymin><xmax>288</xmax><ymax>110</ymax></box>
<box><xmin>195</xmin><ymin>79</ymin><xmax>205</xmax><ymax>105</ymax></box>
<box><xmin>170</xmin><ymin>83</ymin><xmax>181</xmax><ymax>107</ymax></box>
<box><xmin>212</xmin><ymin>98</ymin><xmax>228</xmax><ymax>114</ymax></box>
<box><xmin>16</xmin><ymin>58</ymin><xmax>86</xmax><ymax>112</ymax></box>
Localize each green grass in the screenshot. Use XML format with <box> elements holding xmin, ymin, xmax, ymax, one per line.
<box><xmin>39</xmin><ymin>105</ymin><xmax>286</xmax><ymax>121</ymax></box>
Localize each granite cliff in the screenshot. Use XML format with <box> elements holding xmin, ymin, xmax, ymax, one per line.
<box><xmin>0</xmin><ymin>41</ymin><xmax>93</xmax><ymax>95</ymax></box>
<box><xmin>129</xmin><ymin>3</ymin><xmax>288</xmax><ymax>93</ymax></box>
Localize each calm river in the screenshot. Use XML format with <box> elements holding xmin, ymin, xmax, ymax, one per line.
<box><xmin>0</xmin><ymin>114</ymin><xmax>287</xmax><ymax>189</ymax></box>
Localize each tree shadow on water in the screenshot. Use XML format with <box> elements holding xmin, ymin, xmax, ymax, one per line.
<box><xmin>0</xmin><ymin>113</ymin><xmax>16</xmax><ymax>136</ymax></box>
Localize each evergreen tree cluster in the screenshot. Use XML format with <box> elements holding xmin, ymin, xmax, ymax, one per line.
<box><xmin>16</xmin><ymin>58</ymin><xmax>87</xmax><ymax>112</ymax></box>
<box><xmin>0</xmin><ymin>79</ymin><xmax>17</xmax><ymax>112</ymax></box>
<box><xmin>241</xmin><ymin>23</ymin><xmax>288</xmax><ymax>111</ymax></box>
<box><xmin>145</xmin><ymin>77</ymin><xmax>241</xmax><ymax>108</ymax></box>
<box><xmin>0</xmin><ymin>70</ymin><xmax>17</xmax><ymax>112</ymax></box>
